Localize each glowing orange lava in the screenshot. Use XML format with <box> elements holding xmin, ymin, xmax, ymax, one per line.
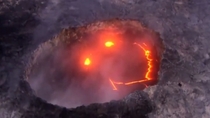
<box><xmin>105</xmin><ymin>41</ymin><xmax>114</xmax><ymax>47</ymax></box>
<box><xmin>109</xmin><ymin>42</ymin><xmax>153</xmax><ymax>90</ymax></box>
<box><xmin>84</xmin><ymin>58</ymin><xmax>91</xmax><ymax>66</ymax></box>
<box><xmin>109</xmin><ymin>79</ymin><xmax>117</xmax><ymax>90</ymax></box>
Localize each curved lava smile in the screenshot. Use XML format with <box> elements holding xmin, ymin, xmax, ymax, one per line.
<box><xmin>81</xmin><ymin>33</ymin><xmax>154</xmax><ymax>91</ymax></box>
<box><xmin>27</xmin><ymin>19</ymin><xmax>163</xmax><ymax>107</ymax></box>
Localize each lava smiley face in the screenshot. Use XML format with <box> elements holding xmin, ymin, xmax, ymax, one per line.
<box><xmin>80</xmin><ymin>30</ymin><xmax>155</xmax><ymax>91</ymax></box>
<box><xmin>27</xmin><ymin>20</ymin><xmax>163</xmax><ymax>107</ymax></box>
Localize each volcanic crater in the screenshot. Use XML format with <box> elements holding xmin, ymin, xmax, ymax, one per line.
<box><xmin>25</xmin><ymin>19</ymin><xmax>164</xmax><ymax>108</ymax></box>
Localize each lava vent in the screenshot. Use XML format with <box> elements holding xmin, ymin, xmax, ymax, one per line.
<box><xmin>26</xmin><ymin>19</ymin><xmax>164</xmax><ymax>108</ymax></box>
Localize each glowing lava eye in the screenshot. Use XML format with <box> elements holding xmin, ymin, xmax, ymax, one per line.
<box><xmin>105</xmin><ymin>41</ymin><xmax>114</xmax><ymax>47</ymax></box>
<box><xmin>84</xmin><ymin>58</ymin><xmax>91</xmax><ymax>66</ymax></box>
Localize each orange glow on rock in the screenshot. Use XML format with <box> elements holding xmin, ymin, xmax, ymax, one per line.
<box><xmin>109</xmin><ymin>79</ymin><xmax>117</xmax><ymax>90</ymax></box>
<box><xmin>134</xmin><ymin>42</ymin><xmax>152</xmax><ymax>81</ymax></box>
<box><xmin>80</xmin><ymin>30</ymin><xmax>155</xmax><ymax>91</ymax></box>
<box><xmin>84</xmin><ymin>58</ymin><xmax>91</xmax><ymax>66</ymax></box>
<box><xmin>109</xmin><ymin>42</ymin><xmax>153</xmax><ymax>90</ymax></box>
<box><xmin>105</xmin><ymin>41</ymin><xmax>114</xmax><ymax>47</ymax></box>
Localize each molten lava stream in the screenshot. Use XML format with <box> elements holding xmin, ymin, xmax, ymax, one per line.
<box><xmin>110</xmin><ymin>42</ymin><xmax>153</xmax><ymax>90</ymax></box>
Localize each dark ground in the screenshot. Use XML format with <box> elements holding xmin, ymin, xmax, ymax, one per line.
<box><xmin>1</xmin><ymin>0</ymin><xmax>210</xmax><ymax>118</ymax></box>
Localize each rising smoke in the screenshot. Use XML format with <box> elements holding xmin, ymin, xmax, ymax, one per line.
<box><xmin>28</xmin><ymin>24</ymin><xmax>160</xmax><ymax>108</ymax></box>
<box><xmin>29</xmin><ymin>0</ymin><xmax>162</xmax><ymax>108</ymax></box>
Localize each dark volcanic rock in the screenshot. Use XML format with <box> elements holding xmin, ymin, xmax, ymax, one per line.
<box><xmin>19</xmin><ymin>91</ymin><xmax>152</xmax><ymax>118</ymax></box>
<box><xmin>1</xmin><ymin>0</ymin><xmax>210</xmax><ymax>118</ymax></box>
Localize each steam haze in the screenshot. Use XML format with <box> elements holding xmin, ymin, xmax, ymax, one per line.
<box><xmin>28</xmin><ymin>29</ymin><xmax>153</xmax><ymax>108</ymax></box>
<box><xmin>30</xmin><ymin>2</ymin><xmax>161</xmax><ymax>107</ymax></box>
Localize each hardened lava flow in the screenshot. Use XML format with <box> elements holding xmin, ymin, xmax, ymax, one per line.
<box><xmin>25</xmin><ymin>19</ymin><xmax>164</xmax><ymax>108</ymax></box>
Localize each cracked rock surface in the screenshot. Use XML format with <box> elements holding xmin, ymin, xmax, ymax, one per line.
<box><xmin>1</xmin><ymin>0</ymin><xmax>210</xmax><ymax>118</ymax></box>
